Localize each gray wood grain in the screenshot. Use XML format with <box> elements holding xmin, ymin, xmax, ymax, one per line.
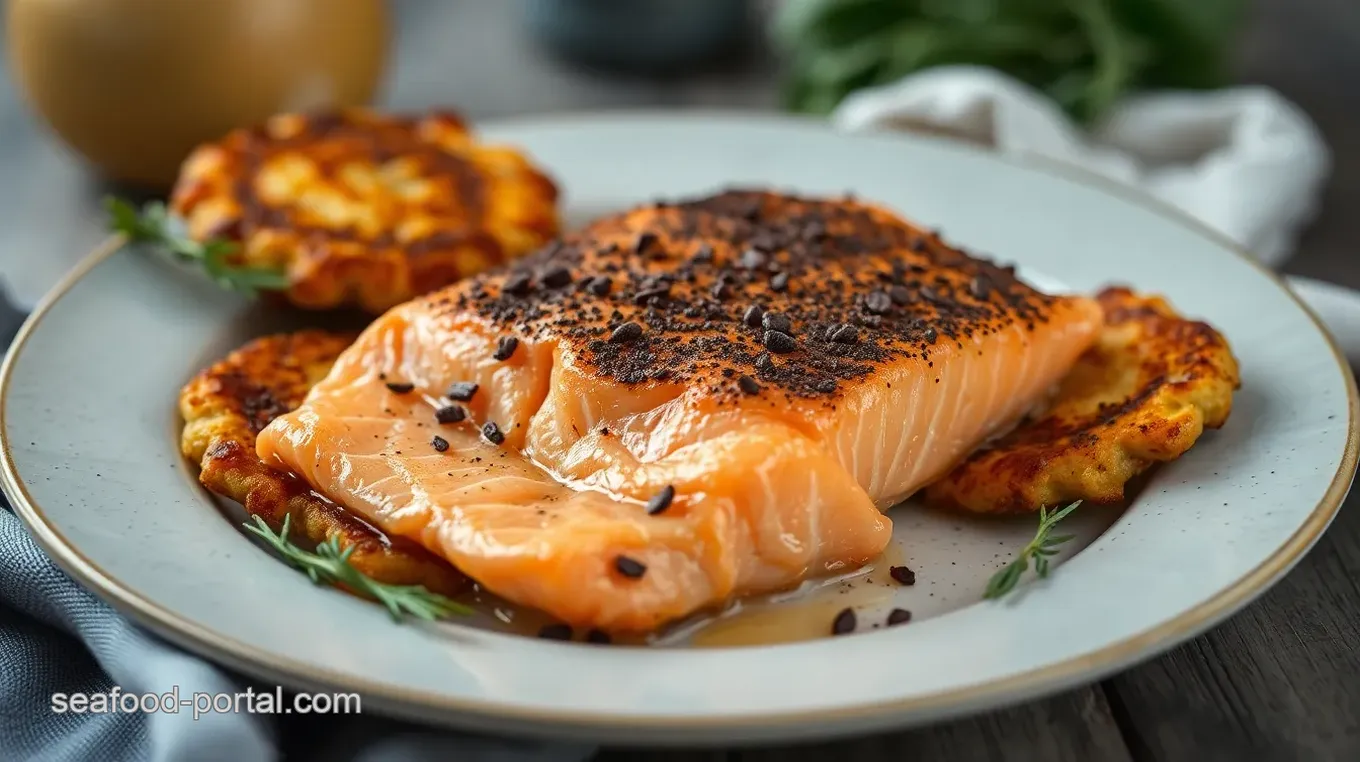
<box><xmin>742</xmin><ymin>688</ymin><xmax>1132</xmax><ymax>762</ymax></box>
<box><xmin>596</xmin><ymin>688</ymin><xmax>1131</xmax><ymax>762</ymax></box>
<box><xmin>595</xmin><ymin>750</ymin><xmax>731</xmax><ymax>762</ymax></box>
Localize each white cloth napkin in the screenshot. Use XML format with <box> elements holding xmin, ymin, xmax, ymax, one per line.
<box><xmin>831</xmin><ymin>65</ymin><xmax>1331</xmax><ymax>268</ymax></box>
<box><xmin>830</xmin><ymin>65</ymin><xmax>1360</xmax><ymax>364</ymax></box>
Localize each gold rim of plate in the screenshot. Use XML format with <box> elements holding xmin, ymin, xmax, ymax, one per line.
<box><xmin>1</xmin><ymin>118</ymin><xmax>1356</xmax><ymax>735</ymax></box>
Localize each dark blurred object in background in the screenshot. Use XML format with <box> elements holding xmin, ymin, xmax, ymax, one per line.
<box><xmin>521</xmin><ymin>0</ymin><xmax>754</xmax><ymax>74</ymax></box>
<box><xmin>6</xmin><ymin>0</ymin><xmax>391</xmax><ymax>190</ymax></box>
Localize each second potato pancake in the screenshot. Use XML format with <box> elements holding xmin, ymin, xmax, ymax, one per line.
<box><xmin>924</xmin><ymin>287</ymin><xmax>1240</xmax><ymax>514</ymax></box>
<box><xmin>170</xmin><ymin>108</ymin><xmax>560</xmax><ymax>313</ymax></box>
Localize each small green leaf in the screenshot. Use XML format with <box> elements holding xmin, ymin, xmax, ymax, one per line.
<box><xmin>240</xmin><ymin>515</ymin><xmax>470</xmax><ymax>622</ymax></box>
<box><xmin>104</xmin><ymin>195</ymin><xmax>288</xmax><ymax>296</ymax></box>
<box><xmin>1047</xmin><ymin>500</ymin><xmax>1082</xmax><ymax>524</ymax></box>
<box><xmin>984</xmin><ymin>500</ymin><xmax>1082</xmax><ymax>599</ymax></box>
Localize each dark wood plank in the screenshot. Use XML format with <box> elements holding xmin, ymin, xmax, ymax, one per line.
<box><xmin>738</xmin><ymin>688</ymin><xmax>1132</xmax><ymax>762</ymax></box>
<box><xmin>594</xmin><ymin>750</ymin><xmax>730</xmax><ymax>762</ymax></box>
<box><xmin>593</xmin><ymin>687</ymin><xmax>1131</xmax><ymax>762</ymax></box>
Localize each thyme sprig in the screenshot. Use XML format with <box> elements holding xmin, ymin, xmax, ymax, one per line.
<box><xmin>243</xmin><ymin>514</ymin><xmax>471</xmax><ymax>622</ymax></box>
<box><xmin>984</xmin><ymin>500</ymin><xmax>1082</xmax><ymax>599</ymax></box>
<box><xmin>105</xmin><ymin>197</ymin><xmax>289</xmax><ymax>295</ymax></box>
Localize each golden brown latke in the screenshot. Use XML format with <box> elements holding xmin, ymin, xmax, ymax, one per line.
<box><xmin>924</xmin><ymin>287</ymin><xmax>1240</xmax><ymax>514</ymax></box>
<box><xmin>170</xmin><ymin>108</ymin><xmax>559</xmax><ymax>313</ymax></box>
<box><xmin>180</xmin><ymin>330</ymin><xmax>468</xmax><ymax>595</ymax></box>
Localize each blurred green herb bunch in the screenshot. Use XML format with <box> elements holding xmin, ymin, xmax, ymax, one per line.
<box><xmin>773</xmin><ymin>0</ymin><xmax>1249</xmax><ymax>124</ymax></box>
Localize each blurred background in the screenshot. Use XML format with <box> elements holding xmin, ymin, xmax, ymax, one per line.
<box><xmin>0</xmin><ymin>2</ymin><xmax>1359</xmax><ymax>758</ymax></box>
<box><xmin>0</xmin><ymin>0</ymin><xmax>1355</xmax><ymax>303</ymax></box>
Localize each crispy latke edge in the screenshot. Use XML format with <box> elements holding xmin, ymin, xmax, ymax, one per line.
<box><xmin>924</xmin><ymin>287</ymin><xmax>1242</xmax><ymax>514</ymax></box>
<box><xmin>178</xmin><ymin>330</ymin><xmax>468</xmax><ymax>596</ymax></box>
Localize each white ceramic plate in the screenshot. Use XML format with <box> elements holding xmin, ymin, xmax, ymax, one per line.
<box><xmin>2</xmin><ymin>113</ymin><xmax>1355</xmax><ymax>745</ymax></box>
<box><xmin>1286</xmin><ymin>276</ymin><xmax>1360</xmax><ymax>367</ymax></box>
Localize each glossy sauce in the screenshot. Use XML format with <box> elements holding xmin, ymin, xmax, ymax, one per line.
<box><xmin>682</xmin><ymin>546</ymin><xmax>907</xmax><ymax>647</ymax></box>
<box><xmin>446</xmin><ymin>544</ymin><xmax>909</xmax><ymax>647</ymax></box>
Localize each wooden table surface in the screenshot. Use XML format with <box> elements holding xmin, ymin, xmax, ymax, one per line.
<box><xmin>2</xmin><ymin>2</ymin><xmax>1358</xmax><ymax>760</ymax></box>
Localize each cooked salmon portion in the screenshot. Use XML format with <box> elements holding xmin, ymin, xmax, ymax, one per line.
<box><xmin>257</xmin><ymin>190</ymin><xmax>1104</xmax><ymax>632</ymax></box>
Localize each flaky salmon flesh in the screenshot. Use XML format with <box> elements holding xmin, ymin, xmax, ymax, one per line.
<box><xmin>257</xmin><ymin>190</ymin><xmax>1103</xmax><ymax>633</ymax></box>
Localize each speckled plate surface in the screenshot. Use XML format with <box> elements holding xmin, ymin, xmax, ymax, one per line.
<box><xmin>1</xmin><ymin>113</ymin><xmax>1355</xmax><ymax>745</ymax></box>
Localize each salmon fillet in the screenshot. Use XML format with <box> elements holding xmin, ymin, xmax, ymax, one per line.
<box><xmin>257</xmin><ymin>190</ymin><xmax>1103</xmax><ymax>632</ymax></box>
<box><xmin>178</xmin><ymin>331</ymin><xmax>468</xmax><ymax>596</ymax></box>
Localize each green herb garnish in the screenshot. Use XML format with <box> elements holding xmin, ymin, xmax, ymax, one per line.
<box><xmin>772</xmin><ymin>0</ymin><xmax>1249</xmax><ymax>123</ymax></box>
<box><xmin>105</xmin><ymin>197</ymin><xmax>289</xmax><ymax>295</ymax></box>
<box><xmin>243</xmin><ymin>514</ymin><xmax>472</xmax><ymax>622</ymax></box>
<box><xmin>984</xmin><ymin>500</ymin><xmax>1081</xmax><ymax>599</ymax></box>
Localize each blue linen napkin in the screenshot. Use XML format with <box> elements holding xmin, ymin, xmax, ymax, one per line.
<box><xmin>0</xmin><ymin>287</ymin><xmax>594</xmax><ymax>762</ymax></box>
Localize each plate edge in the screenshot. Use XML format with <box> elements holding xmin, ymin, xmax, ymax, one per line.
<box><xmin>0</xmin><ymin>121</ymin><xmax>1356</xmax><ymax>741</ymax></box>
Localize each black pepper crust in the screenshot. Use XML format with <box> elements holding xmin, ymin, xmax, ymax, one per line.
<box><xmin>426</xmin><ymin>190</ymin><xmax>1060</xmax><ymax>402</ymax></box>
